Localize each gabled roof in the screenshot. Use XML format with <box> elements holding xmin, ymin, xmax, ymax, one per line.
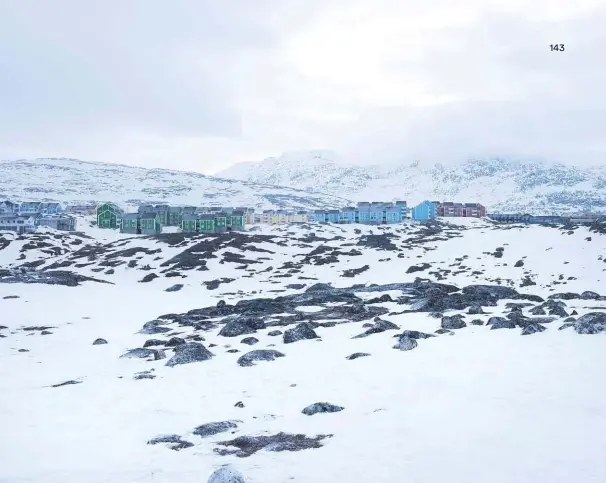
<box><xmin>122</xmin><ymin>213</ymin><xmax>139</xmax><ymax>220</ymax></box>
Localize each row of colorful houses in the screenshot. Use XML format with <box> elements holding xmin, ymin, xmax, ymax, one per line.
<box><xmin>96</xmin><ymin>203</ymin><xmax>250</xmax><ymax>234</ymax></box>
<box><xmin>0</xmin><ymin>200</ymin><xmax>78</xmax><ymax>233</ymax></box>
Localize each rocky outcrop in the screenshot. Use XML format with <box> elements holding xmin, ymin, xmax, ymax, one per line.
<box><xmin>165</xmin><ymin>343</ymin><xmax>213</xmax><ymax>367</ymax></box>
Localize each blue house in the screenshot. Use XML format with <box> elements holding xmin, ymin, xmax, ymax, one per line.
<box><xmin>384</xmin><ymin>205</ymin><xmax>402</xmax><ymax>223</ymax></box>
<box><xmin>395</xmin><ymin>200</ymin><xmax>408</xmax><ymax>218</ymax></box>
<box><xmin>326</xmin><ymin>209</ymin><xmax>341</xmax><ymax>223</ymax></box>
<box><xmin>369</xmin><ymin>202</ymin><xmax>386</xmax><ymax>224</ymax></box>
<box><xmin>313</xmin><ymin>210</ymin><xmax>327</xmax><ymax>223</ymax></box>
<box><xmin>357</xmin><ymin>202</ymin><xmax>371</xmax><ymax>223</ymax></box>
<box><xmin>412</xmin><ymin>201</ymin><xmax>437</xmax><ymax>221</ymax></box>
<box><xmin>340</xmin><ymin>206</ymin><xmax>357</xmax><ymax>224</ymax></box>
<box><xmin>19</xmin><ymin>202</ymin><xmax>42</xmax><ymax>214</ymax></box>
<box><xmin>39</xmin><ymin>202</ymin><xmax>63</xmax><ymax>215</ymax></box>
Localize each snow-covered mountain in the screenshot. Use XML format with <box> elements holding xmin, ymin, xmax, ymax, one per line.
<box><xmin>0</xmin><ymin>157</ymin><xmax>351</xmax><ymax>209</ymax></box>
<box><xmin>1</xmin><ymin>218</ymin><xmax>606</xmax><ymax>483</ymax></box>
<box><xmin>217</xmin><ymin>151</ymin><xmax>606</xmax><ymax>214</ymax></box>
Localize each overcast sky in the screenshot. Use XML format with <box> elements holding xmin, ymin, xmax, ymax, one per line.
<box><xmin>1</xmin><ymin>0</ymin><xmax>605</xmax><ymax>173</ymax></box>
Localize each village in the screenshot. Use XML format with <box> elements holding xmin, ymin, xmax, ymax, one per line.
<box><xmin>0</xmin><ymin>199</ymin><xmax>603</xmax><ymax>235</ymax></box>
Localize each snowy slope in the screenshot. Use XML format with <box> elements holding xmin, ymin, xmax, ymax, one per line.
<box><xmin>0</xmin><ymin>157</ymin><xmax>351</xmax><ymax>210</ymax></box>
<box><xmin>218</xmin><ymin>152</ymin><xmax>606</xmax><ymax>214</ymax></box>
<box><xmin>1</xmin><ymin>220</ymin><xmax>606</xmax><ymax>483</ymax></box>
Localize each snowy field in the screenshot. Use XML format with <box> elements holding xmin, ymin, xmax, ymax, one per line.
<box><xmin>1</xmin><ymin>218</ymin><xmax>605</xmax><ymax>483</ymax></box>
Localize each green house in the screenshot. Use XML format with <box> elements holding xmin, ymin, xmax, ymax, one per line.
<box><xmin>97</xmin><ymin>203</ymin><xmax>124</xmax><ymax>229</ymax></box>
<box><xmin>214</xmin><ymin>212</ymin><xmax>227</xmax><ymax>233</ymax></box>
<box><xmin>228</xmin><ymin>210</ymin><xmax>245</xmax><ymax>231</ymax></box>
<box><xmin>120</xmin><ymin>213</ymin><xmax>140</xmax><ymax>234</ymax></box>
<box><xmin>167</xmin><ymin>207</ymin><xmax>184</xmax><ymax>227</ymax></box>
<box><xmin>139</xmin><ymin>212</ymin><xmax>162</xmax><ymax>234</ymax></box>
<box><xmin>181</xmin><ymin>214</ymin><xmax>199</xmax><ymax>233</ymax></box>
<box><xmin>198</xmin><ymin>214</ymin><xmax>215</xmax><ymax>233</ymax></box>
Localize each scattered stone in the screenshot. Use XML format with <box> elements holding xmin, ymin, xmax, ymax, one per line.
<box><xmin>352</xmin><ymin>317</ymin><xmax>399</xmax><ymax>338</ymax></box>
<box><xmin>139</xmin><ymin>273</ymin><xmax>158</xmax><ymax>283</ymax></box>
<box><xmin>237</xmin><ymin>349</ymin><xmax>285</xmax><ymax>367</ymax></box>
<box><xmin>393</xmin><ymin>336</ymin><xmax>418</xmax><ymax>351</ymax></box>
<box><xmin>395</xmin><ymin>330</ymin><xmax>435</xmax><ymax>339</ymax></box>
<box><xmin>470</xmin><ymin>319</ymin><xmax>484</xmax><ymax>326</ymax></box>
<box><xmin>147</xmin><ymin>434</ymin><xmax>193</xmax><ymax>451</ymax></box>
<box><xmin>283</xmin><ymin>322</ymin><xmax>319</xmax><ymax>344</ymax></box>
<box><xmin>521</xmin><ymin>323</ymin><xmax>547</xmax><ymax>335</ymax></box>
<box><xmin>302</xmin><ymin>402</ymin><xmax>344</xmax><ymax>416</ymax></box>
<box><xmin>434</xmin><ymin>328</ymin><xmax>453</xmax><ymax>335</ymax></box>
<box><xmin>139</xmin><ymin>320</ymin><xmax>171</xmax><ymax>335</ymax></box>
<box><xmin>121</xmin><ymin>348</ymin><xmax>165</xmax><ymax>360</ymax></box>
<box><xmin>467</xmin><ymin>304</ymin><xmax>485</xmax><ymax>315</ymax></box>
<box><xmin>240</xmin><ymin>337</ymin><xmax>259</xmax><ymax>346</ymax></box>
<box><xmin>2</xmin><ymin>295</ymin><xmax>19</xmax><ymax>299</ymax></box>
<box><xmin>165</xmin><ymin>284</ymin><xmax>184</xmax><ymax>292</ymax></box>
<box><xmin>51</xmin><ymin>380</ymin><xmax>82</xmax><ymax>388</ymax></box>
<box><xmin>219</xmin><ymin>317</ymin><xmax>265</xmax><ymax>337</ymax></box>
<box><xmin>134</xmin><ymin>370</ymin><xmax>156</xmax><ymax>380</ymax></box>
<box><xmin>40</xmin><ymin>330</ymin><xmax>53</xmax><ymax>335</ymax></box>
<box><xmin>346</xmin><ymin>352</ymin><xmax>371</xmax><ymax>360</ymax></box>
<box><xmin>569</xmin><ymin>312</ymin><xmax>606</xmax><ymax>334</ymax></box>
<box><xmin>166</xmin><ymin>342</ymin><xmax>214</xmax><ymax>367</ymax></box>
<box><xmin>165</xmin><ymin>337</ymin><xmax>186</xmax><ymax>347</ymax></box>
<box><xmin>92</xmin><ymin>338</ymin><xmax>108</xmax><ymax>345</ymax></box>
<box><xmin>267</xmin><ymin>330</ymin><xmax>283</xmax><ymax>336</ymax></box>
<box><xmin>514</xmin><ymin>260</ymin><xmax>524</xmax><ymax>267</ymax></box>
<box><xmin>234</xmin><ymin>401</ymin><xmax>245</xmax><ymax>408</ymax></box>
<box><xmin>215</xmin><ymin>432</ymin><xmax>332</xmax><ymax>458</ymax></box>
<box><xmin>194</xmin><ymin>421</ymin><xmax>239</xmax><ymax>438</ymax></box>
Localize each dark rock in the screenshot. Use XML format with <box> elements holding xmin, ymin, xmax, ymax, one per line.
<box><xmin>165</xmin><ymin>284</ymin><xmax>184</xmax><ymax>292</ymax></box>
<box><xmin>342</xmin><ymin>265</ymin><xmax>370</xmax><ymax>277</ymax></box>
<box><xmin>571</xmin><ymin>310</ymin><xmax>578</xmax><ymax>316</ymax></box>
<box><xmin>395</xmin><ymin>330</ymin><xmax>435</xmax><ymax>339</ymax></box>
<box><xmin>393</xmin><ymin>336</ymin><xmax>418</xmax><ymax>351</ymax></box>
<box><xmin>267</xmin><ymin>330</ymin><xmax>283</xmax><ymax>336</ymax></box>
<box><xmin>283</xmin><ymin>322</ymin><xmax>319</xmax><ymax>344</ymax></box>
<box><xmin>147</xmin><ymin>434</ymin><xmax>193</xmax><ymax>451</ymax></box>
<box><xmin>521</xmin><ymin>323</ymin><xmax>547</xmax><ymax>335</ymax></box>
<box><xmin>529</xmin><ymin>306</ymin><xmax>546</xmax><ymax>316</ymax></box>
<box><xmin>467</xmin><ymin>304</ymin><xmax>484</xmax><ymax>315</ymax></box>
<box><xmin>2</xmin><ymin>295</ymin><xmax>19</xmax><ymax>299</ymax></box>
<box><xmin>143</xmin><ymin>339</ymin><xmax>165</xmax><ymax>348</ymax></box>
<box><xmin>487</xmin><ymin>317</ymin><xmax>516</xmax><ymax>329</ymax></box>
<box><xmin>514</xmin><ymin>260</ymin><xmax>524</xmax><ymax>267</ymax></box>
<box><xmin>165</xmin><ymin>337</ymin><xmax>186</xmax><ymax>347</ymax></box>
<box><xmin>121</xmin><ymin>348</ymin><xmax>165</xmax><ymax>360</ymax></box>
<box><xmin>548</xmin><ymin>305</ymin><xmax>569</xmax><ymax>318</ymax></box>
<box><xmin>580</xmin><ymin>291</ymin><xmax>601</xmax><ymax>300</ymax></box>
<box><xmin>571</xmin><ymin>312</ymin><xmax>606</xmax><ymax>334</ymax></box>
<box><xmin>240</xmin><ymin>337</ymin><xmax>259</xmax><ymax>346</ymax></box>
<box><xmin>139</xmin><ymin>273</ymin><xmax>158</xmax><ymax>283</ymax></box>
<box><xmin>434</xmin><ymin>329</ymin><xmax>453</xmax><ymax>335</ymax></box>
<box><xmin>139</xmin><ymin>320</ymin><xmax>171</xmax><ymax>335</ymax></box>
<box><xmin>92</xmin><ymin>338</ymin><xmax>108</xmax><ymax>345</ymax></box>
<box><xmin>406</xmin><ymin>263</ymin><xmax>431</xmax><ymax>274</ymax></box>
<box><xmin>441</xmin><ymin>315</ymin><xmax>466</xmax><ymax>330</ymax></box>
<box><xmin>165</xmin><ymin>343</ymin><xmax>213</xmax><ymax>367</ymax></box>
<box><xmin>548</xmin><ymin>292</ymin><xmax>580</xmax><ymax>300</ymax></box>
<box><xmin>302</xmin><ymin>402</ymin><xmax>344</xmax><ymax>416</ymax></box>
<box><xmin>234</xmin><ymin>401</ymin><xmax>245</xmax><ymax>408</ymax></box>
<box><xmin>215</xmin><ymin>432</ymin><xmax>332</xmax><ymax>458</ymax></box>
<box><xmin>470</xmin><ymin>319</ymin><xmax>484</xmax><ymax>326</ymax></box>
<box><xmin>352</xmin><ymin>317</ymin><xmax>399</xmax><ymax>338</ymax></box>
<box><xmin>237</xmin><ymin>349</ymin><xmax>285</xmax><ymax>367</ymax></box>
<box><xmin>346</xmin><ymin>352</ymin><xmax>371</xmax><ymax>360</ymax></box>
<box><xmin>51</xmin><ymin>380</ymin><xmax>82</xmax><ymax>388</ymax></box>
<box><xmin>194</xmin><ymin>420</ymin><xmax>239</xmax><ymax>438</ymax></box>
<box><xmin>41</xmin><ymin>330</ymin><xmax>53</xmax><ymax>335</ymax></box>
<box><xmin>133</xmin><ymin>371</ymin><xmax>156</xmax><ymax>380</ymax></box>
<box><xmin>219</xmin><ymin>317</ymin><xmax>265</xmax><ymax>337</ymax></box>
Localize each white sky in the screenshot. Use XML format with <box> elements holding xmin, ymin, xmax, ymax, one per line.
<box><xmin>0</xmin><ymin>0</ymin><xmax>605</xmax><ymax>173</ymax></box>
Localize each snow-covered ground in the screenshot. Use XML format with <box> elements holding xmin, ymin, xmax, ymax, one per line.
<box><xmin>1</xmin><ymin>219</ymin><xmax>605</xmax><ymax>483</ymax></box>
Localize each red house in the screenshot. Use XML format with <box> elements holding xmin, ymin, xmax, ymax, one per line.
<box><xmin>433</xmin><ymin>201</ymin><xmax>486</xmax><ymax>218</ymax></box>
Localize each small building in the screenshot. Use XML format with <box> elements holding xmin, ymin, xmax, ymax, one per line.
<box><xmin>326</xmin><ymin>209</ymin><xmax>341</xmax><ymax>223</ymax></box>
<box><xmin>412</xmin><ymin>201</ymin><xmax>437</xmax><ymax>221</ymax></box>
<box><xmin>139</xmin><ymin>212</ymin><xmax>162</xmax><ymax>234</ymax></box>
<box><xmin>0</xmin><ymin>200</ymin><xmax>19</xmax><ymax>214</ymax></box>
<box><xmin>0</xmin><ymin>214</ymin><xmax>37</xmax><ymax>234</ymax></box>
<box><xmin>214</xmin><ymin>212</ymin><xmax>227</xmax><ymax>233</ymax></box>
<box><xmin>369</xmin><ymin>202</ymin><xmax>386</xmax><ymax>224</ymax></box>
<box><xmin>228</xmin><ymin>210</ymin><xmax>245</xmax><ymax>231</ymax></box>
<box><xmin>97</xmin><ymin>203</ymin><xmax>124</xmax><ymax>229</ymax></box>
<box><xmin>384</xmin><ymin>204</ymin><xmax>402</xmax><ymax>223</ymax></box>
<box><xmin>19</xmin><ymin>202</ymin><xmax>42</xmax><ymax>215</ymax></box>
<box><xmin>120</xmin><ymin>213</ymin><xmax>141</xmax><ymax>234</ymax></box>
<box><xmin>39</xmin><ymin>202</ymin><xmax>63</xmax><ymax>215</ymax></box>
<box><xmin>313</xmin><ymin>210</ymin><xmax>327</xmax><ymax>223</ymax></box>
<box><xmin>198</xmin><ymin>214</ymin><xmax>216</xmax><ymax>233</ymax></box>
<box><xmin>181</xmin><ymin>214</ymin><xmax>199</xmax><ymax>233</ymax></box>
<box><xmin>38</xmin><ymin>214</ymin><xmax>77</xmax><ymax>231</ymax></box>
<box><xmin>395</xmin><ymin>200</ymin><xmax>408</xmax><ymax>218</ymax></box>
<box><xmin>487</xmin><ymin>213</ymin><xmax>532</xmax><ymax>224</ymax></box>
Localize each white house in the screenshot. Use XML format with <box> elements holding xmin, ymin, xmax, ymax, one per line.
<box><xmin>0</xmin><ymin>214</ymin><xmax>37</xmax><ymax>234</ymax></box>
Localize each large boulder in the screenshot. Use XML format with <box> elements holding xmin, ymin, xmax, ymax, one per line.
<box><xmin>165</xmin><ymin>342</ymin><xmax>213</xmax><ymax>367</ymax></box>
<box><xmin>139</xmin><ymin>320</ymin><xmax>171</xmax><ymax>335</ymax></box>
<box><xmin>395</xmin><ymin>330</ymin><xmax>435</xmax><ymax>339</ymax></box>
<box><xmin>207</xmin><ymin>466</ymin><xmax>245</xmax><ymax>483</ymax></box>
<box><xmin>283</xmin><ymin>322</ymin><xmax>319</xmax><ymax>344</ymax></box>
<box><xmin>580</xmin><ymin>291</ymin><xmax>601</xmax><ymax>300</ymax></box>
<box><xmin>194</xmin><ymin>421</ymin><xmax>239</xmax><ymax>438</ymax></box>
<box><xmin>572</xmin><ymin>312</ymin><xmax>606</xmax><ymax>334</ymax></box>
<box><xmin>302</xmin><ymin>402</ymin><xmax>344</xmax><ymax>416</ymax></box>
<box><xmin>219</xmin><ymin>317</ymin><xmax>264</xmax><ymax>337</ymax></box>
<box><xmin>487</xmin><ymin>317</ymin><xmax>516</xmax><ymax>330</ymax></box>
<box><xmin>521</xmin><ymin>323</ymin><xmax>547</xmax><ymax>335</ymax></box>
<box><xmin>237</xmin><ymin>349</ymin><xmax>285</xmax><ymax>367</ymax></box>
<box><xmin>393</xmin><ymin>336</ymin><xmax>418</xmax><ymax>351</ymax></box>
<box><xmin>92</xmin><ymin>338</ymin><xmax>108</xmax><ymax>345</ymax></box>
<box><xmin>441</xmin><ymin>315</ymin><xmax>466</xmax><ymax>330</ymax></box>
